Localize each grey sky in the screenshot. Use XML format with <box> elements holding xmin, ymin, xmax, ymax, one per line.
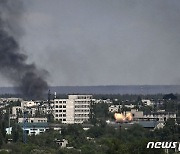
<box><xmin>1</xmin><ymin>0</ymin><xmax>180</xmax><ymax>86</ymax></box>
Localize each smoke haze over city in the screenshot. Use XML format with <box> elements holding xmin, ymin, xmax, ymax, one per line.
<box><xmin>0</xmin><ymin>0</ymin><xmax>180</xmax><ymax>87</ymax></box>
<box><xmin>0</xmin><ymin>0</ymin><xmax>48</xmax><ymax>98</ymax></box>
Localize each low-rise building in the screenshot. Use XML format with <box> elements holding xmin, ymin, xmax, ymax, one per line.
<box><xmin>143</xmin><ymin>112</ymin><xmax>176</xmax><ymax>121</ymax></box>
<box><xmin>18</xmin><ymin>117</ymin><xmax>47</xmax><ymax>123</ymax></box>
<box><xmin>94</xmin><ymin>99</ymin><xmax>112</xmax><ymax>104</ymax></box>
<box><xmin>109</xmin><ymin>105</ymin><xmax>120</xmax><ymax>112</ymax></box>
<box><xmin>109</xmin><ymin>104</ymin><xmax>136</xmax><ymax>113</ymax></box>
<box><xmin>54</xmin><ymin>139</ymin><xmax>68</xmax><ymax>148</ymax></box>
<box><xmin>6</xmin><ymin>127</ymin><xmax>12</xmax><ymax>135</ymax></box>
<box><xmin>142</xmin><ymin>99</ymin><xmax>154</xmax><ymax>106</ymax></box>
<box><xmin>21</xmin><ymin>101</ymin><xmax>37</xmax><ymax>108</ymax></box>
<box><xmin>18</xmin><ymin>122</ymin><xmax>48</xmax><ymax>135</ymax></box>
<box><xmin>126</xmin><ymin>109</ymin><xmax>144</xmax><ymax>119</ymax></box>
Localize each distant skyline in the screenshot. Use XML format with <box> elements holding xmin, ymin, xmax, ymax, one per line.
<box><xmin>1</xmin><ymin>0</ymin><xmax>180</xmax><ymax>86</ymax></box>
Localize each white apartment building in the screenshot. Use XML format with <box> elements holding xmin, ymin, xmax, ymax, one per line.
<box><xmin>54</xmin><ymin>99</ymin><xmax>67</xmax><ymax>123</ymax></box>
<box><xmin>54</xmin><ymin>95</ymin><xmax>93</xmax><ymax>124</ymax></box>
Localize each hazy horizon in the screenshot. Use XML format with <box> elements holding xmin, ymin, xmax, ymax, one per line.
<box><xmin>1</xmin><ymin>84</ymin><xmax>180</xmax><ymax>88</ymax></box>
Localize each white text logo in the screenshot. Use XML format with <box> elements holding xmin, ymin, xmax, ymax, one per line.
<box><xmin>147</xmin><ymin>142</ymin><xmax>180</xmax><ymax>151</ymax></box>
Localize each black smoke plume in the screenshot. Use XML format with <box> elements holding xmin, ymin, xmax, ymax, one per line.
<box><xmin>0</xmin><ymin>0</ymin><xmax>48</xmax><ymax>99</ymax></box>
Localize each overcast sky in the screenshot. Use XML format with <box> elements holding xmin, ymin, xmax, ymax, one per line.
<box><xmin>1</xmin><ymin>0</ymin><xmax>180</xmax><ymax>86</ymax></box>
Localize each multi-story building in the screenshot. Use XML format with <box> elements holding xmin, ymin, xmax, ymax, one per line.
<box><xmin>54</xmin><ymin>99</ymin><xmax>67</xmax><ymax>123</ymax></box>
<box><xmin>54</xmin><ymin>95</ymin><xmax>93</xmax><ymax>124</ymax></box>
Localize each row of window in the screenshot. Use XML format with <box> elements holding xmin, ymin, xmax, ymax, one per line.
<box><xmin>75</xmin><ymin>105</ymin><xmax>89</xmax><ymax>108</ymax></box>
<box><xmin>75</xmin><ymin>109</ymin><xmax>89</xmax><ymax>112</ymax></box>
<box><xmin>55</xmin><ymin>110</ymin><xmax>66</xmax><ymax>113</ymax></box>
<box><xmin>75</xmin><ymin>118</ymin><xmax>88</xmax><ymax>121</ymax></box>
<box><xmin>37</xmin><ymin>120</ymin><xmax>47</xmax><ymax>122</ymax></box>
<box><xmin>75</xmin><ymin>101</ymin><xmax>91</xmax><ymax>104</ymax></box>
<box><xmin>77</xmin><ymin>96</ymin><xmax>92</xmax><ymax>99</ymax></box>
<box><xmin>55</xmin><ymin>114</ymin><xmax>66</xmax><ymax>117</ymax></box>
<box><xmin>55</xmin><ymin>101</ymin><xmax>66</xmax><ymax>104</ymax></box>
<box><xmin>75</xmin><ymin>114</ymin><xmax>89</xmax><ymax>117</ymax></box>
<box><xmin>55</xmin><ymin>119</ymin><xmax>66</xmax><ymax>122</ymax></box>
<box><xmin>30</xmin><ymin>128</ymin><xmax>44</xmax><ymax>131</ymax></box>
<box><xmin>55</xmin><ymin>105</ymin><xmax>66</xmax><ymax>108</ymax></box>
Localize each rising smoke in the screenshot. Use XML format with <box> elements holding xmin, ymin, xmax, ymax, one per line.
<box><xmin>0</xmin><ymin>0</ymin><xmax>48</xmax><ymax>99</ymax></box>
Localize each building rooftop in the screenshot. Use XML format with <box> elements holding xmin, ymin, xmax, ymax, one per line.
<box><xmin>18</xmin><ymin>122</ymin><xmax>48</xmax><ymax>128</ymax></box>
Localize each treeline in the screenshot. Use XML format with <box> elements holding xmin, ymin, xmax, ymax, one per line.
<box><xmin>0</xmin><ymin>119</ymin><xmax>179</xmax><ymax>154</ymax></box>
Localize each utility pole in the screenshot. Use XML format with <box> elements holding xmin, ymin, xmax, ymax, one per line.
<box><xmin>8</xmin><ymin>108</ymin><xmax>10</xmax><ymax>134</ymax></box>
<box><xmin>48</xmin><ymin>90</ymin><xmax>51</xmax><ymax>109</ymax></box>
<box><xmin>47</xmin><ymin>90</ymin><xmax>53</xmax><ymax>122</ymax></box>
<box><xmin>23</xmin><ymin>111</ymin><xmax>27</xmax><ymax>144</ymax></box>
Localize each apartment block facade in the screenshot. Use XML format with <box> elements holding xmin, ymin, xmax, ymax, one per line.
<box><xmin>54</xmin><ymin>95</ymin><xmax>93</xmax><ymax>124</ymax></box>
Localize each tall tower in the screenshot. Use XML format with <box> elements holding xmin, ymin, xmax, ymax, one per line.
<box><xmin>23</xmin><ymin>111</ymin><xmax>28</xmax><ymax>144</ymax></box>
<box><xmin>48</xmin><ymin>89</ymin><xmax>51</xmax><ymax>109</ymax></box>
<box><xmin>47</xmin><ymin>90</ymin><xmax>53</xmax><ymax>122</ymax></box>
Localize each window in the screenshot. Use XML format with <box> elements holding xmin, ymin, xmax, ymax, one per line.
<box><xmin>31</xmin><ymin>128</ymin><xmax>37</xmax><ymax>131</ymax></box>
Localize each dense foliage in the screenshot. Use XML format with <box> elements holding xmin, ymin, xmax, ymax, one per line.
<box><xmin>0</xmin><ymin>93</ymin><xmax>180</xmax><ymax>153</ymax></box>
<box><xmin>0</xmin><ymin>119</ymin><xmax>179</xmax><ymax>154</ymax></box>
